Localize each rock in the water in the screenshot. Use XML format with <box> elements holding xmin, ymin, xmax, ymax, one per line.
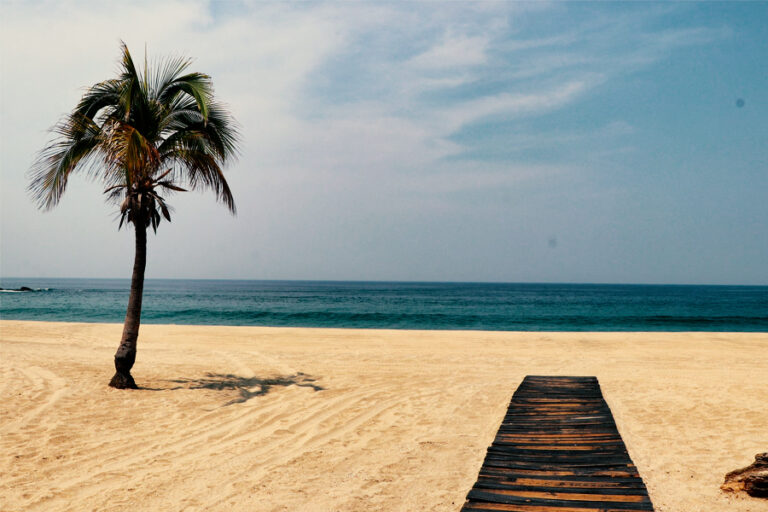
<box><xmin>722</xmin><ymin>453</ymin><xmax>768</xmax><ymax>498</ymax></box>
<box><xmin>0</xmin><ymin>286</ymin><xmax>33</xmax><ymax>292</ymax></box>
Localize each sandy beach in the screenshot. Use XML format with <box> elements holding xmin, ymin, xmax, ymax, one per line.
<box><xmin>1</xmin><ymin>320</ymin><xmax>766</xmax><ymax>511</ymax></box>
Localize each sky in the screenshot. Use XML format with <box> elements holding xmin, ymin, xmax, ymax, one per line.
<box><xmin>0</xmin><ymin>1</ymin><xmax>766</xmax><ymax>285</ymax></box>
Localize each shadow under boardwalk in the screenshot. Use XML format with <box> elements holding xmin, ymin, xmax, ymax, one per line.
<box><xmin>461</xmin><ymin>375</ymin><xmax>654</xmax><ymax>512</ymax></box>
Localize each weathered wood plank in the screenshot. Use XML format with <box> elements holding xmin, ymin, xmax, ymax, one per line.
<box><xmin>461</xmin><ymin>376</ymin><xmax>654</xmax><ymax>511</ymax></box>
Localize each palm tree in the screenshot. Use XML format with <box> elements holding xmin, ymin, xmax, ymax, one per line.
<box><xmin>28</xmin><ymin>43</ymin><xmax>239</xmax><ymax>389</ymax></box>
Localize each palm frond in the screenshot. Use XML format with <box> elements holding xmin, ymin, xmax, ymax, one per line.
<box><xmin>158</xmin><ymin>132</ymin><xmax>236</xmax><ymax>213</ymax></box>
<box><xmin>158</xmin><ymin>72</ymin><xmax>213</xmax><ymax>121</ymax></box>
<box><xmin>158</xmin><ymin>100</ymin><xmax>240</xmax><ymax>163</ymax></box>
<box><xmin>27</xmin><ymin>113</ymin><xmax>103</xmax><ymax>209</ymax></box>
<box><xmin>104</xmin><ymin>182</ymin><xmax>129</xmax><ymax>204</ymax></box>
<box><xmin>75</xmin><ymin>79</ymin><xmax>122</xmax><ymax>122</ymax></box>
<box><xmin>118</xmin><ymin>42</ymin><xmax>141</xmax><ymax>121</ymax></box>
<box><xmin>154</xmin><ymin>54</ymin><xmax>193</xmax><ymax>102</ymax></box>
<box><xmin>201</xmin><ymin>101</ymin><xmax>241</xmax><ymax>160</ymax></box>
<box><xmin>156</xmin><ymin>181</ymin><xmax>187</xmax><ymax>192</ymax></box>
<box><xmin>102</xmin><ymin>121</ymin><xmax>160</xmax><ymax>182</ymax></box>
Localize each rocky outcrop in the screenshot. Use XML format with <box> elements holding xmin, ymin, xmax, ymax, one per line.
<box><xmin>0</xmin><ymin>286</ymin><xmax>34</xmax><ymax>292</ymax></box>
<box><xmin>722</xmin><ymin>453</ymin><xmax>768</xmax><ymax>498</ymax></box>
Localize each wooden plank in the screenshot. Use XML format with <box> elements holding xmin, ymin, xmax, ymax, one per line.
<box><xmin>466</xmin><ymin>490</ymin><xmax>653</xmax><ymax>510</ymax></box>
<box><xmin>473</xmin><ymin>482</ymin><xmax>651</xmax><ymax>496</ymax></box>
<box><xmin>476</xmin><ymin>477</ymin><xmax>648</xmax><ymax>489</ymax></box>
<box><xmin>461</xmin><ymin>376</ymin><xmax>654</xmax><ymax>511</ymax></box>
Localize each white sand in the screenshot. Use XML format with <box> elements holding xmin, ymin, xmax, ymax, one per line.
<box><xmin>1</xmin><ymin>320</ymin><xmax>766</xmax><ymax>511</ymax></box>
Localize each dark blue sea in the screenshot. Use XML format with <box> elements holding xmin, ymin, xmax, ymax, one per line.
<box><xmin>1</xmin><ymin>278</ymin><xmax>766</xmax><ymax>331</ymax></box>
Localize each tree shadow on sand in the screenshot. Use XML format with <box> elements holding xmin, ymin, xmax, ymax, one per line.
<box><xmin>167</xmin><ymin>372</ymin><xmax>324</xmax><ymax>405</ymax></box>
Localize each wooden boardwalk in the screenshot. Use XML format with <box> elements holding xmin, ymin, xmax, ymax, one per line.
<box><xmin>461</xmin><ymin>376</ymin><xmax>654</xmax><ymax>512</ymax></box>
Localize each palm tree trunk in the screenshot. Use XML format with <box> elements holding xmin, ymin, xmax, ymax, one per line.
<box><xmin>109</xmin><ymin>218</ymin><xmax>147</xmax><ymax>389</ymax></box>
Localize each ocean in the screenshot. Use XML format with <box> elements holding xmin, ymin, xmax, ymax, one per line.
<box><xmin>1</xmin><ymin>278</ymin><xmax>766</xmax><ymax>332</ymax></box>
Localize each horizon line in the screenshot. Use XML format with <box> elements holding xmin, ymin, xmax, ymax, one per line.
<box><xmin>2</xmin><ymin>276</ymin><xmax>766</xmax><ymax>287</ymax></box>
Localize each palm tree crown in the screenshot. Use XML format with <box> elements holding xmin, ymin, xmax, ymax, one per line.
<box><xmin>29</xmin><ymin>42</ymin><xmax>239</xmax><ymax>230</ymax></box>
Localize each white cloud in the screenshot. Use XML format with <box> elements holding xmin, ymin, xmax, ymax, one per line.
<box><xmin>437</xmin><ymin>79</ymin><xmax>595</xmax><ymax>134</ymax></box>
<box><xmin>407</xmin><ymin>32</ymin><xmax>489</xmax><ymax>69</ymax></box>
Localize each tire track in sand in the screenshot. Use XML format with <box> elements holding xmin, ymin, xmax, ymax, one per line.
<box><xmin>1</xmin><ymin>365</ymin><xmax>67</xmax><ymax>435</ymax></box>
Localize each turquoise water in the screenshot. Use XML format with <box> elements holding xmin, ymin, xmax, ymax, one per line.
<box><xmin>1</xmin><ymin>278</ymin><xmax>766</xmax><ymax>331</ymax></box>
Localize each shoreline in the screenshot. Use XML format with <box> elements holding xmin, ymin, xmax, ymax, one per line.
<box><xmin>2</xmin><ymin>318</ymin><xmax>766</xmax><ymax>334</ymax></box>
<box><xmin>2</xmin><ymin>320</ymin><xmax>766</xmax><ymax>511</ymax></box>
